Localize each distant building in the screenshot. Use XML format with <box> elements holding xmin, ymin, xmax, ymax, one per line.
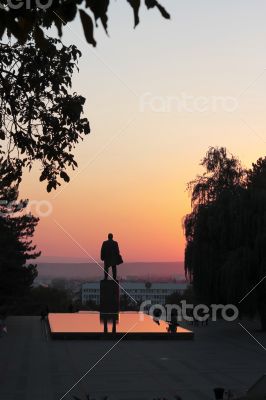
<box><xmin>81</xmin><ymin>281</ymin><xmax>187</xmax><ymax>305</ymax></box>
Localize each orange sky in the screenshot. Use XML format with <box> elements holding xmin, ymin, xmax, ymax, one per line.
<box><xmin>20</xmin><ymin>1</ymin><xmax>266</xmax><ymax>264</ymax></box>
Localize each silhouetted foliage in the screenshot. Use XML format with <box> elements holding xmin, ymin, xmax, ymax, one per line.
<box><xmin>120</xmin><ymin>293</ymin><xmax>140</xmax><ymax>310</ymax></box>
<box><xmin>165</xmin><ymin>285</ymin><xmax>195</xmax><ymax>306</ymax></box>
<box><xmin>31</xmin><ymin>286</ymin><xmax>71</xmax><ymax>312</ymax></box>
<box><xmin>10</xmin><ymin>286</ymin><xmax>72</xmax><ymax>315</ymax></box>
<box><xmin>0</xmin><ymin>37</ymin><xmax>90</xmax><ymax>191</ymax></box>
<box><xmin>0</xmin><ymin>3</ymin><xmax>170</xmax><ymax>190</ymax></box>
<box><xmin>0</xmin><ymin>184</ymin><xmax>40</xmax><ymax>311</ymax></box>
<box><xmin>184</xmin><ymin>147</ymin><xmax>266</xmax><ymax>330</ymax></box>
<box><xmin>84</xmin><ymin>299</ymin><xmax>99</xmax><ymax>310</ymax></box>
<box><xmin>0</xmin><ymin>0</ymin><xmax>170</xmax><ymax>48</ymax></box>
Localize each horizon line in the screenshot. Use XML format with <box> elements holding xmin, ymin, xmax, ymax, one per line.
<box><xmin>37</xmin><ymin>259</ymin><xmax>185</xmax><ymax>264</ymax></box>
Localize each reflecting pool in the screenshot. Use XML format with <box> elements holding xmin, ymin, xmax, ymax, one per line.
<box><xmin>48</xmin><ymin>312</ymin><xmax>193</xmax><ymax>340</ymax></box>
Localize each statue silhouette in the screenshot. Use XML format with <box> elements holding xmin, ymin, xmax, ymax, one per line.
<box><xmin>100</xmin><ymin>233</ymin><xmax>122</xmax><ymax>281</ymax></box>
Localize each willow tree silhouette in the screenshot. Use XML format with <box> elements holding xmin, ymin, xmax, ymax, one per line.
<box><xmin>0</xmin><ymin>185</ymin><xmax>40</xmax><ymax>312</ymax></box>
<box><xmin>184</xmin><ymin>147</ymin><xmax>266</xmax><ymax>330</ymax></box>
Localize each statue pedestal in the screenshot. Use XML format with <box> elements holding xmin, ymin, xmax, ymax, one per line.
<box><xmin>100</xmin><ymin>279</ymin><xmax>120</xmax><ymax>313</ymax></box>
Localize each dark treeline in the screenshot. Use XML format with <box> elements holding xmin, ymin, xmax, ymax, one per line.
<box><xmin>184</xmin><ymin>147</ymin><xmax>266</xmax><ymax>330</ymax></box>
<box><xmin>0</xmin><ymin>184</ymin><xmax>40</xmax><ymax>315</ymax></box>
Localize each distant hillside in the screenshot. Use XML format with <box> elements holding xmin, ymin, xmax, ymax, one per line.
<box><xmin>36</xmin><ymin>262</ymin><xmax>185</xmax><ymax>280</ymax></box>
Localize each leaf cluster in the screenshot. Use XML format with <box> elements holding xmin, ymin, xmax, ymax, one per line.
<box><xmin>0</xmin><ymin>0</ymin><xmax>170</xmax><ymax>48</ymax></box>
<box><xmin>0</xmin><ymin>37</ymin><xmax>90</xmax><ymax>191</ymax></box>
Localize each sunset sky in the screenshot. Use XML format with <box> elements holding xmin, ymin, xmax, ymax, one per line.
<box><xmin>20</xmin><ymin>1</ymin><xmax>266</xmax><ymax>264</ymax></box>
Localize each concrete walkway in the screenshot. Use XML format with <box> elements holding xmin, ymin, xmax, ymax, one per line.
<box><xmin>0</xmin><ymin>316</ymin><xmax>265</xmax><ymax>400</ymax></box>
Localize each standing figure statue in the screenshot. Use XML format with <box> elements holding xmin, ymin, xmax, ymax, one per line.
<box><xmin>101</xmin><ymin>233</ymin><xmax>123</xmax><ymax>281</ymax></box>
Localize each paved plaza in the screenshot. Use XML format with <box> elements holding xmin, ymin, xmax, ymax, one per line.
<box><xmin>0</xmin><ymin>316</ymin><xmax>265</xmax><ymax>400</ymax></box>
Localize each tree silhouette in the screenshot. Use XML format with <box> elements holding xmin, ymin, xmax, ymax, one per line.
<box><xmin>0</xmin><ymin>37</ymin><xmax>90</xmax><ymax>191</ymax></box>
<box><xmin>244</xmin><ymin>158</ymin><xmax>266</xmax><ymax>329</ymax></box>
<box><xmin>184</xmin><ymin>147</ymin><xmax>266</xmax><ymax>330</ymax></box>
<box><xmin>0</xmin><ymin>2</ymin><xmax>170</xmax><ymax>190</ymax></box>
<box><xmin>0</xmin><ymin>0</ymin><xmax>170</xmax><ymax>48</ymax></box>
<box><xmin>0</xmin><ymin>184</ymin><xmax>40</xmax><ymax>311</ymax></box>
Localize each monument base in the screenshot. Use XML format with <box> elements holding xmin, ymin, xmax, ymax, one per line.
<box><xmin>100</xmin><ymin>279</ymin><xmax>120</xmax><ymax>313</ymax></box>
